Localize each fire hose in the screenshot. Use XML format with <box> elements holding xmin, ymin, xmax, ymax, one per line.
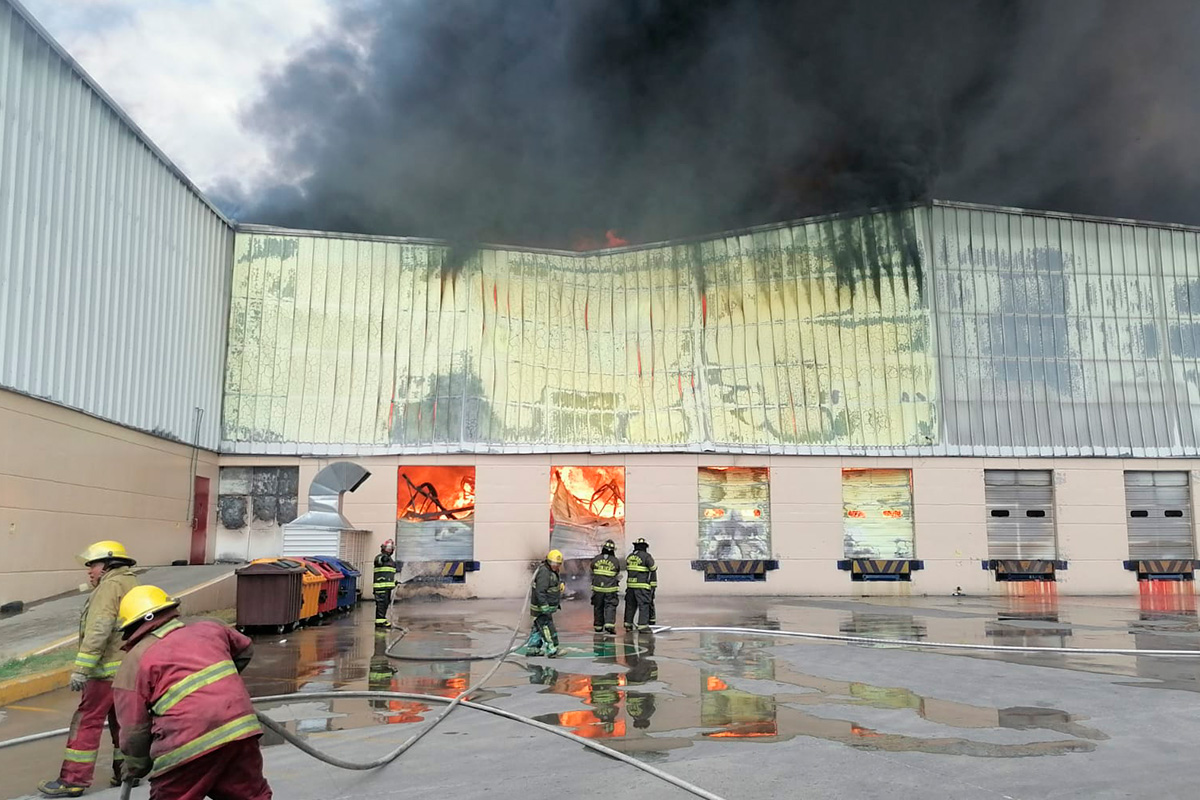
<box><xmin>0</xmin><ymin>573</ymin><xmax>728</xmax><ymax>800</ymax></box>
<box><xmin>5</xmin><ymin>617</ymin><xmax>1198</xmax><ymax>799</ymax></box>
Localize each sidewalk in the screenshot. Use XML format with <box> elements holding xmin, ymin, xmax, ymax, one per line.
<box><xmin>0</xmin><ymin>564</ymin><xmax>238</xmax><ymax>665</ymax></box>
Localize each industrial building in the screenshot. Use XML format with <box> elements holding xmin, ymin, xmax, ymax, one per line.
<box><xmin>2</xmin><ymin>0</ymin><xmax>1198</xmax><ymax>605</ymax></box>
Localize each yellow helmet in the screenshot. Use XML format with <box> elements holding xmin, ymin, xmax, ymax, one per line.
<box><xmin>117</xmin><ymin>585</ymin><xmax>179</xmax><ymax>630</ymax></box>
<box><xmin>546</xmin><ymin>549</ymin><xmax>564</xmax><ymax>565</ymax></box>
<box><xmin>77</xmin><ymin>540</ymin><xmax>136</xmax><ymax>566</ymax></box>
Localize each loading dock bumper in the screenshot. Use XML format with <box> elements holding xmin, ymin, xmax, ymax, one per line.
<box><xmin>837</xmin><ymin>559</ymin><xmax>923</xmax><ymax>581</ymax></box>
<box><xmin>690</xmin><ymin>560</ymin><xmax>779</xmax><ymax>582</ymax></box>
<box><xmin>1123</xmin><ymin>560</ymin><xmax>1196</xmax><ymax>579</ymax></box>
<box><xmin>983</xmin><ymin>559</ymin><xmax>1067</xmax><ymax>581</ymax></box>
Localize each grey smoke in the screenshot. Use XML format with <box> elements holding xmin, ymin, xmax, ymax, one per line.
<box><xmin>220</xmin><ymin>0</ymin><xmax>1200</xmax><ymax>247</ymax></box>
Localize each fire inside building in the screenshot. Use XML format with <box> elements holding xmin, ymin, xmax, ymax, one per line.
<box><xmin>2</xmin><ymin>0</ymin><xmax>1200</xmax><ymax>607</ymax></box>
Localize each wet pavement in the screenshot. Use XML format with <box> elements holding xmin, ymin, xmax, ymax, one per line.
<box><xmin>3</xmin><ymin>591</ymin><xmax>1200</xmax><ymax>798</ymax></box>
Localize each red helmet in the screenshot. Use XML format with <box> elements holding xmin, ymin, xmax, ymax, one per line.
<box><xmin>381</xmin><ymin>539</ymin><xmax>395</xmax><ymax>553</ymax></box>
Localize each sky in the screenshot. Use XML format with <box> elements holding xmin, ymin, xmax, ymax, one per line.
<box><xmin>19</xmin><ymin>1</ymin><xmax>1200</xmax><ymax>249</ymax></box>
<box><xmin>21</xmin><ymin>0</ymin><xmax>333</xmax><ymax>197</ymax></box>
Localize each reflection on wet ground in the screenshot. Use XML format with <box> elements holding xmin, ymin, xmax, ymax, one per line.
<box><xmin>4</xmin><ymin>590</ymin><xmax>1200</xmax><ymax>798</ymax></box>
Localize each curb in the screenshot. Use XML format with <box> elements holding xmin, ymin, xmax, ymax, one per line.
<box><xmin>0</xmin><ymin>665</ymin><xmax>73</xmax><ymax>707</ymax></box>
<box><xmin>0</xmin><ymin>571</ymin><xmax>237</xmax><ymax>708</ymax></box>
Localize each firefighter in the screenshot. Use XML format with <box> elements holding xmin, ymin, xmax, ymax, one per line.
<box><xmin>623</xmin><ymin>538</ymin><xmax>655</xmax><ymax>632</ymax></box>
<box><xmin>589</xmin><ymin>539</ymin><xmax>621</xmax><ymax>633</ymax></box>
<box><xmin>524</xmin><ymin>550</ymin><xmax>564</xmax><ymax>657</ymax></box>
<box><xmin>38</xmin><ymin>540</ymin><xmax>138</xmax><ymax>798</ymax></box>
<box><xmin>111</xmin><ymin>585</ymin><xmax>271</xmax><ymax>799</ymax></box>
<box><xmin>373</xmin><ymin>539</ymin><xmax>399</xmax><ymax>628</ymax></box>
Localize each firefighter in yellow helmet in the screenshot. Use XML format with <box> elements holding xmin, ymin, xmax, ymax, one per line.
<box><xmin>39</xmin><ymin>541</ymin><xmax>138</xmax><ymax>798</ymax></box>
<box><xmin>524</xmin><ymin>550</ymin><xmax>565</xmax><ymax>657</ymax></box>
<box><xmin>111</xmin><ymin>585</ymin><xmax>270</xmax><ymax>799</ymax></box>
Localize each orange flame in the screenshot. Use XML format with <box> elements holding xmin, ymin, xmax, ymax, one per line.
<box><xmin>397</xmin><ymin>466</ymin><xmax>476</xmax><ymax>521</ymax></box>
<box><xmin>552</xmin><ymin>466</ymin><xmax>625</xmax><ymax>519</ymax></box>
<box><xmin>706</xmin><ymin>676</ymin><xmax>729</xmax><ymax>691</ymax></box>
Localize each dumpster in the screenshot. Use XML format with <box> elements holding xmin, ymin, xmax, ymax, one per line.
<box><xmin>235</xmin><ymin>559</ymin><xmax>305</xmax><ymax>632</ymax></box>
<box><xmin>311</xmin><ymin>556</ymin><xmax>361</xmax><ymax>612</ymax></box>
<box><xmin>295</xmin><ymin>559</ymin><xmax>326</xmax><ymax>622</ymax></box>
<box><xmin>299</xmin><ymin>557</ymin><xmax>342</xmax><ymax>616</ymax></box>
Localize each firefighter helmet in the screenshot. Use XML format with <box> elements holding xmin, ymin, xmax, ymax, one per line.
<box><xmin>633</xmin><ymin>537</ymin><xmax>649</xmax><ymax>549</ymax></box>
<box><xmin>381</xmin><ymin>539</ymin><xmax>395</xmax><ymax>553</ymax></box>
<box><xmin>117</xmin><ymin>585</ymin><xmax>180</xmax><ymax>630</ymax></box>
<box><xmin>546</xmin><ymin>549</ymin><xmax>564</xmax><ymax>565</ymax></box>
<box><xmin>77</xmin><ymin>540</ymin><xmax>136</xmax><ymax>567</ymax></box>
<box><xmin>602</xmin><ymin>539</ymin><xmax>616</xmax><ymax>553</ymax></box>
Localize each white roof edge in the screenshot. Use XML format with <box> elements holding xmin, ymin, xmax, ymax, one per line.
<box><xmin>6</xmin><ymin>0</ymin><xmax>234</xmax><ymax>228</ymax></box>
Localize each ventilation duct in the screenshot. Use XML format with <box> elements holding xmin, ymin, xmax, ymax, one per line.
<box><xmin>287</xmin><ymin>462</ymin><xmax>371</xmax><ymax>530</ymax></box>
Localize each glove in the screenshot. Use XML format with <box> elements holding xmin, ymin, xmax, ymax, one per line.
<box><xmin>69</xmin><ymin>672</ymin><xmax>88</xmax><ymax>692</ymax></box>
<box><xmin>558</xmin><ymin>582</ymin><xmax>565</xmax><ymax>593</ymax></box>
<box><xmin>123</xmin><ymin>755</ymin><xmax>153</xmax><ymax>780</ymax></box>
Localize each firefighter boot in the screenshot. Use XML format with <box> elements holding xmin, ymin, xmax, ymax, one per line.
<box><xmin>37</xmin><ymin>780</ymin><xmax>85</xmax><ymax>798</ymax></box>
<box><xmin>523</xmin><ymin>629</ymin><xmax>544</xmax><ymax>656</ymax></box>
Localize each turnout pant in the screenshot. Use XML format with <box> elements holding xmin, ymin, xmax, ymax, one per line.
<box><xmin>623</xmin><ymin>588</ymin><xmax>653</xmax><ymax>628</ymax></box>
<box><xmin>373</xmin><ymin>589</ymin><xmax>392</xmax><ymax>624</ymax></box>
<box><xmin>59</xmin><ymin>678</ymin><xmax>121</xmax><ymax>787</ymax></box>
<box><xmin>532</xmin><ymin>611</ymin><xmax>559</xmax><ymax>648</ymax></box>
<box><xmin>591</xmin><ymin>592</ymin><xmax>618</xmax><ymax>629</ymax></box>
<box><xmin>149</xmin><ymin>736</ymin><xmax>272</xmax><ymax>800</ymax></box>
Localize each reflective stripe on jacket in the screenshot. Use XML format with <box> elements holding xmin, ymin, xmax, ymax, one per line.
<box><xmin>626</xmin><ymin>551</ymin><xmax>655</xmax><ymax>589</ymax></box>
<box><xmin>373</xmin><ymin>553</ymin><xmax>397</xmax><ymax>590</ymax></box>
<box><xmin>530</xmin><ymin>563</ymin><xmax>563</xmax><ymax>613</ymax></box>
<box><xmin>75</xmin><ymin>566</ymin><xmax>138</xmax><ymax>678</ymax></box>
<box><xmin>113</xmin><ymin>618</ymin><xmax>259</xmax><ymax>778</ymax></box>
<box><xmin>590</xmin><ymin>554</ymin><xmax>621</xmax><ymax>592</ymax></box>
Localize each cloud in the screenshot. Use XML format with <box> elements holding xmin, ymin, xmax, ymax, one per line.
<box><xmin>19</xmin><ymin>0</ymin><xmax>333</xmax><ymax>195</ymax></box>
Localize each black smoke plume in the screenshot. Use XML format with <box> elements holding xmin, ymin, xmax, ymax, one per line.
<box><xmin>222</xmin><ymin>0</ymin><xmax>1200</xmax><ymax>248</ymax></box>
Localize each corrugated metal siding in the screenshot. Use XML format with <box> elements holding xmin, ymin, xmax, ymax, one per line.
<box><xmin>0</xmin><ymin>1</ymin><xmax>232</xmax><ymax>448</ymax></box>
<box><xmin>1124</xmin><ymin>471</ymin><xmax>1194</xmax><ymax>560</ymax></box>
<box><xmin>841</xmin><ymin>468</ymin><xmax>915</xmax><ymax>559</ymax></box>
<box><xmin>984</xmin><ymin>470</ymin><xmax>1056</xmax><ymax>560</ymax></box>
<box><xmin>223</xmin><ymin>211</ymin><xmax>936</xmax><ymax>454</ymax></box>
<box><xmin>931</xmin><ymin>203</ymin><xmax>1200</xmax><ymax>456</ymax></box>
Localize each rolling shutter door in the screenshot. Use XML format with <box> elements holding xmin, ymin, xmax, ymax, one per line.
<box><xmin>985</xmin><ymin>470</ymin><xmax>1056</xmax><ymax>560</ymax></box>
<box><xmin>842</xmin><ymin>469</ymin><xmax>915</xmax><ymax>559</ymax></box>
<box><xmin>1124</xmin><ymin>472</ymin><xmax>1194</xmax><ymax>560</ymax></box>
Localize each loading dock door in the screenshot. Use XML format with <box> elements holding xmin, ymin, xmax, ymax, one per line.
<box><xmin>984</xmin><ymin>470</ymin><xmax>1056</xmax><ymax>560</ymax></box>
<box><xmin>842</xmin><ymin>469</ymin><xmax>915</xmax><ymax>559</ymax></box>
<box><xmin>1124</xmin><ymin>472</ymin><xmax>1194</xmax><ymax>560</ymax></box>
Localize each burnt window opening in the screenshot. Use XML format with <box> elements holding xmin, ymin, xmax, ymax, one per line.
<box><xmin>1130</xmin><ymin>510</ymin><xmax>1150</xmax><ymax>518</ymax></box>
<box><xmin>1026</xmin><ymin>509</ymin><xmax>1047</xmax><ymax>518</ymax></box>
<box><xmin>990</xmin><ymin>509</ymin><xmax>1010</xmax><ymax>517</ymax></box>
<box><xmin>1165</xmin><ymin>509</ymin><xmax>1185</xmax><ymax>518</ymax></box>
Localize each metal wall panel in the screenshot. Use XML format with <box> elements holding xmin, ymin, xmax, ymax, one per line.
<box><xmin>931</xmin><ymin>203</ymin><xmax>1200</xmax><ymax>456</ymax></box>
<box><xmin>0</xmin><ymin>1</ymin><xmax>232</xmax><ymax>448</ymax></box>
<box><xmin>984</xmin><ymin>470</ymin><xmax>1056</xmax><ymax>559</ymax></box>
<box><xmin>841</xmin><ymin>468</ymin><xmax>915</xmax><ymax>559</ymax></box>
<box><xmin>223</xmin><ymin>210</ymin><xmax>937</xmax><ymax>454</ymax></box>
<box><xmin>1124</xmin><ymin>471</ymin><xmax>1194</xmax><ymax>560</ymax></box>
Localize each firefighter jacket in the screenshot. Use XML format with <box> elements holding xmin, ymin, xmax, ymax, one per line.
<box><xmin>529</xmin><ymin>562</ymin><xmax>563</xmax><ymax>613</ymax></box>
<box><xmin>74</xmin><ymin>565</ymin><xmax>138</xmax><ymax>679</ymax></box>
<box><xmin>113</xmin><ymin>615</ymin><xmax>260</xmax><ymax>779</ymax></box>
<box><xmin>626</xmin><ymin>550</ymin><xmax>655</xmax><ymax>590</ymax></box>
<box><xmin>590</xmin><ymin>553</ymin><xmax>621</xmax><ymax>593</ymax></box>
<box><xmin>373</xmin><ymin>552</ymin><xmax>398</xmax><ymax>591</ymax></box>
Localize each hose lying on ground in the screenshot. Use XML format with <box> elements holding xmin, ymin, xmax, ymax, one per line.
<box><xmin>651</xmin><ymin>624</ymin><xmax>1200</xmax><ymax>656</ymax></box>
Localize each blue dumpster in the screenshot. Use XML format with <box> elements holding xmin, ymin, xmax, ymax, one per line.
<box><xmin>310</xmin><ymin>556</ymin><xmax>361</xmax><ymax>611</ymax></box>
